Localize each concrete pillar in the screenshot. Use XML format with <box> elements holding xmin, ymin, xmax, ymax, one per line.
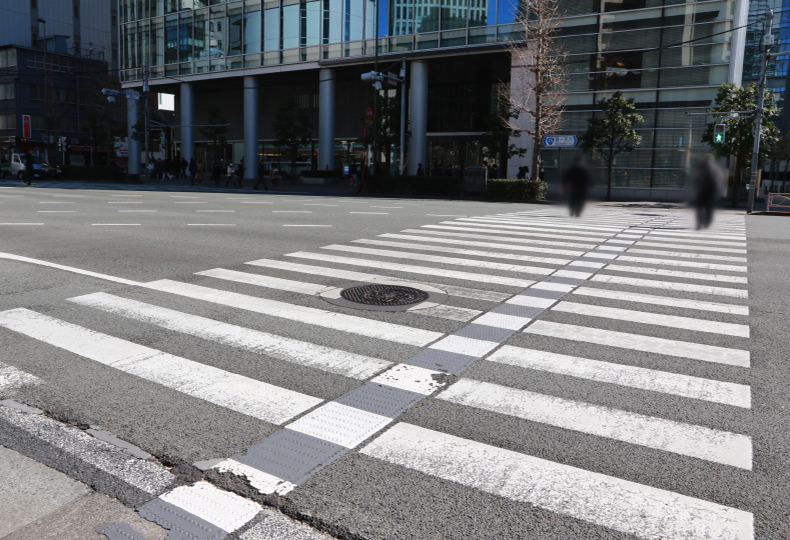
<box><xmin>318</xmin><ymin>68</ymin><xmax>336</xmax><ymax>171</ymax></box>
<box><xmin>244</xmin><ymin>76</ymin><xmax>259</xmax><ymax>180</ymax></box>
<box><xmin>180</xmin><ymin>82</ymin><xmax>194</xmax><ymax>161</ymax></box>
<box><xmin>408</xmin><ymin>61</ymin><xmax>428</xmax><ymax>175</ymax></box>
<box><xmin>127</xmin><ymin>97</ymin><xmax>140</xmax><ymax>176</ymax></box>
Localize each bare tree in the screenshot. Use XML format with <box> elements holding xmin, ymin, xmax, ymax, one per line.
<box><xmin>501</xmin><ymin>0</ymin><xmax>568</xmax><ymax>177</ymax></box>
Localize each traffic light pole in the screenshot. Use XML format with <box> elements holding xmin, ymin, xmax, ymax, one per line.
<box><xmin>748</xmin><ymin>10</ymin><xmax>773</xmax><ymax>214</ymax></box>
<box><xmin>143</xmin><ymin>60</ymin><xmax>150</xmax><ymax>176</ymax></box>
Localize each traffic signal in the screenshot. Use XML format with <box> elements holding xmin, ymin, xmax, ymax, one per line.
<box><xmin>714</xmin><ymin>124</ymin><xmax>726</xmax><ymax>143</ymax></box>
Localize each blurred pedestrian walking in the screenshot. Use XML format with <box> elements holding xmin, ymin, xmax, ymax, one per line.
<box><xmin>560</xmin><ymin>156</ymin><xmax>593</xmax><ymax>217</ymax></box>
<box><xmin>255</xmin><ymin>157</ymin><xmax>269</xmax><ymax>190</ymax></box>
<box><xmin>693</xmin><ymin>154</ymin><xmax>723</xmax><ymax>230</ymax></box>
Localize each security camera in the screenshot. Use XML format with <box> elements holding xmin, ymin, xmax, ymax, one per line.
<box><xmin>107</xmin><ymin>95</ymin><xmax>115</xmax><ymax>103</ymax></box>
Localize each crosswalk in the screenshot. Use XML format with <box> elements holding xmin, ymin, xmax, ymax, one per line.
<box><xmin>0</xmin><ymin>206</ymin><xmax>755</xmax><ymax>540</ymax></box>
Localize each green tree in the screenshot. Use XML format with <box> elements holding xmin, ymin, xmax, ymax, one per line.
<box><xmin>199</xmin><ymin>105</ymin><xmax>229</xmax><ymax>166</ymax></box>
<box><xmin>702</xmin><ymin>83</ymin><xmax>779</xmax><ymax>205</ymax></box>
<box><xmin>482</xmin><ymin>98</ymin><xmax>526</xmax><ymax>175</ymax></box>
<box><xmin>273</xmin><ymin>98</ymin><xmax>312</xmax><ymax>176</ymax></box>
<box><xmin>770</xmin><ymin>133</ymin><xmax>790</xmax><ymax>192</ymax></box>
<box><xmin>580</xmin><ymin>91</ymin><xmax>643</xmax><ymax>201</ymax></box>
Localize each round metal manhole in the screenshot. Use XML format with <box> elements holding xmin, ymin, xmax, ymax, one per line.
<box><xmin>319</xmin><ymin>280</ymin><xmax>448</xmax><ymax>312</ymax></box>
<box><xmin>340</xmin><ymin>284</ymin><xmax>429</xmax><ymax>307</ymax></box>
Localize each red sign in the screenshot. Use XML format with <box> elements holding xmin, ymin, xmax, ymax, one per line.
<box><xmin>22</xmin><ymin>115</ymin><xmax>31</xmax><ymax>139</ymax></box>
<box><xmin>365</xmin><ymin>106</ymin><xmax>374</xmax><ymax>124</ymax></box>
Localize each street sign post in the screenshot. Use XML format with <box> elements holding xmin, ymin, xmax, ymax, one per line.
<box><xmin>364</xmin><ymin>106</ymin><xmax>374</xmax><ymax>125</ymax></box>
<box><xmin>542</xmin><ymin>135</ymin><xmax>578</xmax><ymax>148</ymax></box>
<box><xmin>22</xmin><ymin>115</ymin><xmax>31</xmax><ymax>139</ymax></box>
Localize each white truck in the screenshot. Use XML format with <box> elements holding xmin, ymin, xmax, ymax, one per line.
<box><xmin>0</xmin><ymin>153</ymin><xmax>62</xmax><ymax>179</ymax></box>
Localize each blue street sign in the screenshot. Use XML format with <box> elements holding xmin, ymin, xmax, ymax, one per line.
<box><xmin>542</xmin><ymin>135</ymin><xmax>578</xmax><ymax>148</ymax></box>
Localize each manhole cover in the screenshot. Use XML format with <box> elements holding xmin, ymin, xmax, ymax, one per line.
<box><xmin>319</xmin><ymin>280</ymin><xmax>448</xmax><ymax>312</ymax></box>
<box><xmin>340</xmin><ymin>284</ymin><xmax>429</xmax><ymax>306</ymax></box>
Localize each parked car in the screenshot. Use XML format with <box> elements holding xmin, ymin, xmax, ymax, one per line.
<box><xmin>0</xmin><ymin>153</ymin><xmax>62</xmax><ymax>179</ymax></box>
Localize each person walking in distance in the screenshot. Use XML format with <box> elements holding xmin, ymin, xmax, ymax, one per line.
<box><xmin>270</xmin><ymin>164</ymin><xmax>279</xmax><ymax>188</ymax></box>
<box><xmin>189</xmin><ymin>158</ymin><xmax>197</xmax><ymax>185</ymax></box>
<box><xmin>226</xmin><ymin>161</ymin><xmax>236</xmax><ymax>188</ymax></box>
<box><xmin>195</xmin><ymin>161</ymin><xmax>204</xmax><ymax>185</ymax></box>
<box><xmin>23</xmin><ymin>149</ymin><xmax>34</xmax><ymax>186</ymax></box>
<box><xmin>236</xmin><ymin>157</ymin><xmax>246</xmax><ymax>189</ymax></box>
<box><xmin>416</xmin><ymin>163</ymin><xmax>425</xmax><ymax>176</ymax></box>
<box><xmin>560</xmin><ymin>156</ymin><xmax>593</xmax><ymax>217</ymax></box>
<box><xmin>693</xmin><ymin>154</ymin><xmax>723</xmax><ymax>230</ymax></box>
<box><xmin>255</xmin><ymin>157</ymin><xmax>269</xmax><ymax>190</ymax></box>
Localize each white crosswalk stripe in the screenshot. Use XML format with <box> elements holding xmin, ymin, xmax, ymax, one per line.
<box><xmin>0</xmin><ymin>360</ymin><xmax>41</xmax><ymax>392</ymax></box>
<box><xmin>590</xmin><ymin>274</ymin><xmax>749</xmax><ymax>297</ymax></box>
<box><xmin>571</xmin><ymin>287</ymin><xmax>749</xmax><ymax>315</ymax></box>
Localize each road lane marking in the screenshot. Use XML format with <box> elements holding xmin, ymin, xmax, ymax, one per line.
<box><xmin>524</xmin><ymin>321</ymin><xmax>750</xmax><ymax>367</ymax></box>
<box><xmin>108</xmin><ymin>201</ymin><xmax>143</xmax><ymax>204</ymax></box>
<box><xmin>196</xmin><ymin>210</ymin><xmax>235</xmax><ymax>212</ymax></box>
<box><xmin>604</xmin><ymin>264</ymin><xmax>747</xmax><ymax>284</ymax></box>
<box><xmin>439</xmin><ymin>378</ymin><xmax>751</xmax><ymax>468</ymax></box>
<box><xmin>419</xmin><ymin>225</ymin><xmax>598</xmax><ymax>248</ymax></box>
<box><xmin>0</xmin><ymin>360</ymin><xmax>41</xmax><ymax>392</ymax></box>
<box><xmin>591</xmin><ymin>274</ymin><xmax>748</xmax><ymax>298</ymax></box>
<box><xmin>572</xmin><ymin>287</ymin><xmax>749</xmax><ymax>315</ymax></box>
<box><xmin>92</xmin><ymin>223</ymin><xmax>141</xmax><ymax>226</ymax></box>
<box><xmin>286</xmin><ymin>252</ymin><xmax>534</xmax><ymax>287</ymax></box>
<box><xmin>273</xmin><ymin>210</ymin><xmax>312</xmax><ymax>213</ymax></box>
<box><xmin>350</xmin><ymin>212</ymin><xmax>389</xmax><ymax>214</ymax></box>
<box><xmin>487</xmin><ymin>346</ymin><xmax>750</xmax><ymax>408</ymax></box>
<box><xmin>119</xmin><ymin>210</ymin><xmax>157</xmax><ymax>213</ymax></box>
<box><xmin>386</xmin><ymin>231</ymin><xmax>590</xmax><ymax>253</ymax></box>
<box><xmin>552</xmin><ymin>301</ymin><xmax>750</xmax><ymax>337</ymax></box>
<box><xmin>323</xmin><ymin>245</ymin><xmax>556</xmax><ymax>275</ymax></box>
<box><xmin>615</xmin><ymin>255</ymin><xmax>747</xmax><ymax>272</ymax></box>
<box><xmin>0</xmin><ymin>308</ymin><xmax>322</xmax><ymax>424</ymax></box>
<box><xmin>0</xmin><ymin>252</ymin><xmax>142</xmax><ymax>285</ymax></box>
<box><xmin>282</xmin><ymin>224</ymin><xmax>331</xmax><ymax>227</ymax></box>
<box><xmin>636</xmin><ymin>241</ymin><xmax>746</xmax><ymax>254</ymax></box>
<box><xmin>354</xmin><ymin>239</ymin><xmax>570</xmax><ymax>265</ymax></box>
<box><xmin>360</xmin><ymin>423</ymin><xmax>753</xmax><ymax>540</ymax></box>
<box><xmin>143</xmin><ymin>280</ymin><xmax>443</xmax><ymax>347</ymax></box>
<box><xmin>627</xmin><ymin>248</ymin><xmax>747</xmax><ymax>262</ymax></box>
<box><xmin>38</xmin><ymin>210</ymin><xmax>77</xmax><ymax>213</ymax></box>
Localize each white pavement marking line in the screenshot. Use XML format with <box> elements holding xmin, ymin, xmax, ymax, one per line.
<box><xmin>214</xmin><ymin>459</ymin><xmax>296</xmax><ymax>496</ymax></box>
<box><xmin>0</xmin><ymin>252</ymin><xmax>143</xmax><ymax>285</ymax></box>
<box><xmin>370</xmin><ymin>364</ymin><xmax>445</xmax><ymax>395</ymax></box>
<box><xmin>38</xmin><ymin>210</ymin><xmax>77</xmax><ymax>213</ymax></box>
<box><xmin>355</xmin><ymin>239</ymin><xmax>570</xmax><ymax>265</ymax></box>
<box><xmin>324</xmin><ymin>245</ymin><xmax>556</xmax><ymax>275</ymax></box>
<box><xmin>387</xmin><ymin>230</ymin><xmax>591</xmax><ymax>253</ymax></box>
<box><xmin>119</xmin><ymin>210</ymin><xmax>157</xmax><ymax>213</ymax></box>
<box><xmin>287</xmin><ymin>401</ymin><xmax>393</xmax><ymax>448</ymax></box>
<box><xmin>144</xmin><ymin>279</ymin><xmax>443</xmax><ymax>347</ymax></box>
<box><xmin>108</xmin><ymin>201</ymin><xmax>143</xmax><ymax>204</ymax></box>
<box><xmin>457</xmin><ymin>217</ymin><xmax>623</xmax><ymax>233</ymax></box>
<box><xmin>640</xmin><ymin>236</ymin><xmax>746</xmax><ymax>247</ymax></box>
<box><xmin>439</xmin><ymin>378</ymin><xmax>751</xmax><ymax>468</ymax></box>
<box><xmin>430</xmin><ymin>335</ymin><xmax>500</xmax><ymax>356</ymax></box>
<box><xmin>0</xmin><ymin>360</ymin><xmax>41</xmax><ymax>391</ymax></box>
<box><xmin>438</xmin><ymin>221</ymin><xmax>610</xmax><ymax>240</ymax></box>
<box><xmin>370</xmin><ymin>206</ymin><xmax>402</xmax><ymax>208</ymax></box>
<box><xmin>70</xmin><ymin>292</ymin><xmax>390</xmax><ymax>379</ymax></box>
<box><xmin>604</xmin><ymin>264</ymin><xmax>748</xmax><ymax>284</ymax></box>
<box><xmin>159</xmin><ymin>482</ymin><xmax>261</xmax><ymax>533</ymax></box>
<box><xmin>273</xmin><ymin>210</ymin><xmax>312</xmax><ymax>213</ymax></box>
<box><xmin>283</xmin><ymin>224</ymin><xmax>332</xmax><ymax>227</ymax></box>
<box><xmin>417</xmin><ymin>225</ymin><xmax>596</xmax><ymax>250</ymax></box>
<box><xmin>362</xmin><ymin>423</ymin><xmax>753</xmax><ymax>540</ymax></box>
<box><xmin>525</xmin><ymin>321</ymin><xmax>750</xmax><ymax>367</ymax></box>
<box><xmin>552</xmin><ymin>301</ymin><xmax>750</xmax><ymax>337</ymax></box>
<box><xmin>0</xmin><ymin>308</ymin><xmax>322</xmax><ymax>424</ymax></box>
<box><xmin>92</xmin><ymin>223</ymin><xmax>142</xmax><ymax>226</ymax></box>
<box><xmin>304</xmin><ymin>204</ymin><xmax>339</xmax><ymax>206</ymax></box>
<box><xmin>0</xmin><ymin>406</ymin><xmax>175</xmax><ymax>496</ymax></box>
<box><xmin>636</xmin><ymin>241</ymin><xmax>746</xmax><ymax>254</ymax></box>
<box><xmin>350</xmin><ymin>211</ymin><xmax>389</xmax><ymax>214</ymax></box>
<box><xmin>245</xmin><ymin>259</ymin><xmax>510</xmax><ymax>302</ymax></box>
<box><xmin>39</xmin><ymin>201</ymin><xmax>75</xmax><ymax>204</ymax></box>
<box><xmin>175</xmin><ymin>201</ymin><xmax>208</xmax><ymax>204</ymax></box>
<box><xmin>627</xmin><ymin>248</ymin><xmax>747</xmax><ymax>262</ymax></box>
<box><xmin>573</xmin><ymin>287</ymin><xmax>749</xmax><ymax>315</ymax></box>
<box><xmin>649</xmin><ymin>230</ymin><xmax>745</xmax><ymax>241</ymax></box>
<box><xmin>487</xmin><ymin>346</ymin><xmax>750</xmax><ymax>408</ymax></box>
<box><xmin>615</xmin><ymin>255</ymin><xmax>747</xmax><ymax>272</ymax></box>
<box><xmin>187</xmin><ymin>223</ymin><xmax>236</xmax><ymax>226</ymax></box>
<box><xmin>196</xmin><ymin>210</ymin><xmax>236</xmax><ymax>212</ymax></box>
<box><xmin>591</xmin><ymin>274</ymin><xmax>748</xmax><ymax>298</ymax></box>
<box><xmin>0</xmin><ymin>223</ymin><xmax>44</xmax><ymax>225</ymax></box>
<box><xmin>287</xmin><ymin>252</ymin><xmax>535</xmax><ymax>287</ymax></box>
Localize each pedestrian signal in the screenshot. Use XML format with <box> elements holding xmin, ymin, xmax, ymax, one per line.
<box><xmin>713</xmin><ymin>124</ymin><xmax>726</xmax><ymax>143</ymax></box>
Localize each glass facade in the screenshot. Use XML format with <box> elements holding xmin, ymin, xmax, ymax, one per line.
<box><xmin>743</xmin><ymin>0</ymin><xmax>790</xmax><ymax>120</ymax></box>
<box><xmin>119</xmin><ymin>0</ymin><xmax>519</xmax><ymax>80</ymax></box>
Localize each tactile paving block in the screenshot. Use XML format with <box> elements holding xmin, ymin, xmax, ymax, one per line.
<box><xmin>236</xmin><ymin>429</ymin><xmax>347</xmax><ymax>484</ymax></box>
<box><xmin>96</xmin><ymin>522</ymin><xmax>149</xmax><ymax>540</ymax></box>
<box><xmin>453</xmin><ymin>323</ymin><xmax>516</xmax><ymax>342</ymax></box>
<box><xmin>286</xmin><ymin>401</ymin><xmax>392</xmax><ymax>448</ymax></box>
<box><xmin>491</xmin><ymin>303</ymin><xmax>544</xmax><ymax>318</ymax></box>
<box><xmin>159</xmin><ymin>482</ymin><xmax>260</xmax><ymax>534</ymax></box>
<box><xmin>335</xmin><ymin>381</ymin><xmax>426</xmax><ymax>417</ymax></box>
<box><xmin>138</xmin><ymin>498</ymin><xmax>227</xmax><ymax>540</ymax></box>
<box><xmin>405</xmin><ymin>348</ymin><xmax>478</xmax><ymax>374</ymax></box>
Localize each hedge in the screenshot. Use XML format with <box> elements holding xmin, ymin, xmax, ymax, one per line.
<box><xmin>61</xmin><ymin>165</ymin><xmax>126</xmax><ymax>181</ymax></box>
<box><xmin>486</xmin><ymin>178</ymin><xmax>547</xmax><ymax>200</ymax></box>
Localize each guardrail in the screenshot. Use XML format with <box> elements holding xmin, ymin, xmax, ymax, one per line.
<box><xmin>767</xmin><ymin>193</ymin><xmax>790</xmax><ymax>213</ymax></box>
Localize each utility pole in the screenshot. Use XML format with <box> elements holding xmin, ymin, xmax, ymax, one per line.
<box><xmin>748</xmin><ymin>10</ymin><xmax>774</xmax><ymax>214</ymax></box>
<box><xmin>399</xmin><ymin>57</ymin><xmax>407</xmax><ymax>176</ymax></box>
<box><xmin>144</xmin><ymin>60</ymin><xmax>150</xmax><ymax>174</ymax></box>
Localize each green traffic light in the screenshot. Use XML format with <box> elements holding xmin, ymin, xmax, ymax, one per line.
<box><xmin>714</xmin><ymin>133</ymin><xmax>724</xmax><ymax>143</ymax></box>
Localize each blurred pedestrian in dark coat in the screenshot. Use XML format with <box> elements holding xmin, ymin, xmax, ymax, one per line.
<box><xmin>561</xmin><ymin>156</ymin><xmax>593</xmax><ymax>217</ymax></box>
<box><xmin>693</xmin><ymin>154</ymin><xmax>723</xmax><ymax>230</ymax></box>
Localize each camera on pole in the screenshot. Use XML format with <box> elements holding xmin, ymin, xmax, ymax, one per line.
<box><xmin>713</xmin><ymin>124</ymin><xmax>726</xmax><ymax>144</ymax></box>
<box><xmin>361</xmin><ymin>71</ymin><xmax>386</xmax><ymax>91</ymax></box>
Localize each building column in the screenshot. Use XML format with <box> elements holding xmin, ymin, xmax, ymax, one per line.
<box><xmin>244</xmin><ymin>76</ymin><xmax>259</xmax><ymax>180</ymax></box>
<box><xmin>127</xmin><ymin>97</ymin><xmax>140</xmax><ymax>176</ymax></box>
<box><xmin>408</xmin><ymin>61</ymin><xmax>428</xmax><ymax>175</ymax></box>
<box><xmin>318</xmin><ymin>68</ymin><xmax>336</xmax><ymax>171</ymax></box>
<box><xmin>728</xmin><ymin>0</ymin><xmax>749</xmax><ymax>86</ymax></box>
<box><xmin>180</xmin><ymin>82</ymin><xmax>194</xmax><ymax>161</ymax></box>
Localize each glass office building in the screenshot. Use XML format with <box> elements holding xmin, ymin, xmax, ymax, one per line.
<box><xmin>120</xmin><ymin>0</ymin><xmax>743</xmax><ymax>197</ymax></box>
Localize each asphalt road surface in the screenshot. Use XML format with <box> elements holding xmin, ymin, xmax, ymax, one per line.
<box><xmin>0</xmin><ymin>180</ymin><xmax>788</xmax><ymax>540</ymax></box>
